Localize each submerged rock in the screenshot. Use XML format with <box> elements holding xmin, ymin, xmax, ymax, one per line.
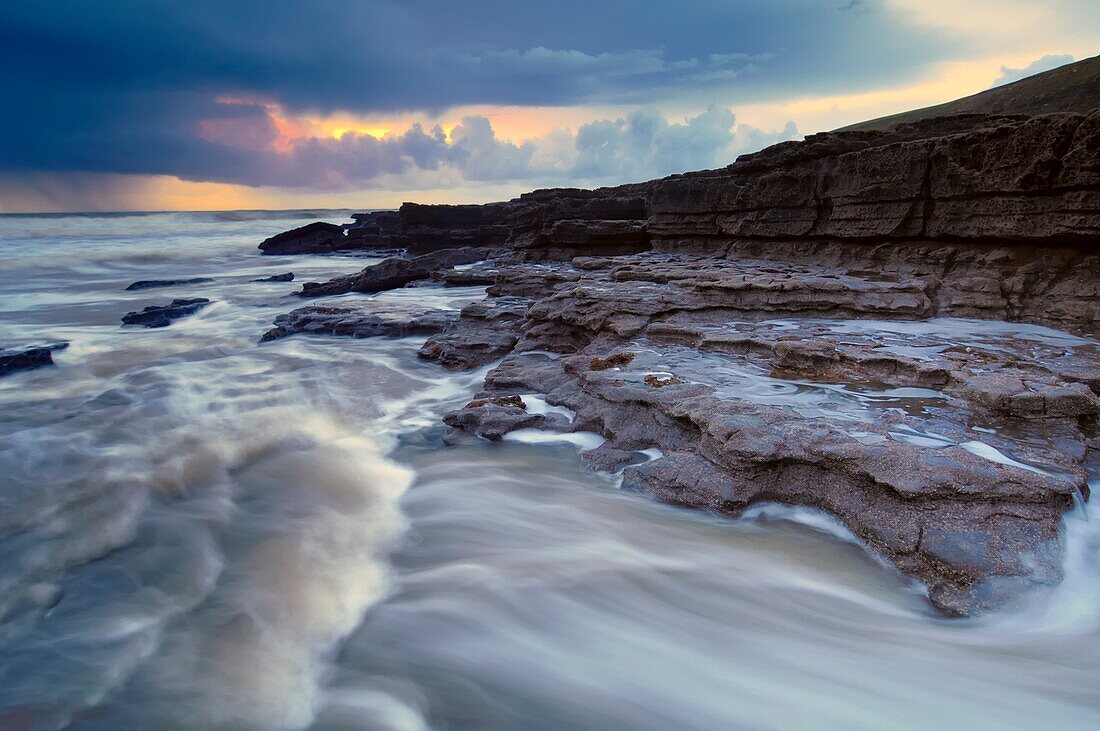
<box><xmin>121</xmin><ymin>298</ymin><xmax>211</xmax><ymax>328</ymax></box>
<box><xmin>125</xmin><ymin>277</ymin><xmax>214</xmax><ymax>291</ymax></box>
<box><xmin>0</xmin><ymin>342</ymin><xmax>68</xmax><ymax>377</ymax></box>
<box><xmin>251</xmin><ymin>272</ymin><xmax>295</xmax><ymax>283</ymax></box>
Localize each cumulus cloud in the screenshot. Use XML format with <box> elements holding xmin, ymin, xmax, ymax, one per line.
<box><xmin>992</xmin><ymin>54</ymin><xmax>1075</xmax><ymax>86</ymax></box>
<box><xmin>446</xmin><ymin>117</ymin><xmax>537</xmax><ymax>181</ymax></box>
<box><xmin>157</xmin><ymin>101</ymin><xmax>799</xmax><ymax>191</ymax></box>
<box><xmin>572</xmin><ymin>106</ymin><xmax>738</xmax><ymax>180</ymax></box>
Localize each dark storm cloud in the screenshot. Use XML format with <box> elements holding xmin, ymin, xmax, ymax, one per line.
<box><xmin>0</xmin><ymin>0</ymin><xmax>953</xmax><ymax>185</ymax></box>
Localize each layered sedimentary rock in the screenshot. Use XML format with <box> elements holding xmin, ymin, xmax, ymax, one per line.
<box><xmin>263</xmin><ymin>95</ymin><xmax>1100</xmax><ymax>615</ymax></box>
<box><xmin>425</xmin><ymin>254</ymin><xmax>1099</xmax><ymax>616</ymax></box>
<box><xmin>649</xmin><ymin>111</ymin><xmax>1100</xmax><ymax>250</ymax></box>
<box><xmin>306</xmin><ymin>111</ymin><xmax>1098</xmax><ymax>327</ymax></box>
<box><xmin>344</xmin><ymin>210</ymin><xmax>402</xmax><ymax>249</ymax></box>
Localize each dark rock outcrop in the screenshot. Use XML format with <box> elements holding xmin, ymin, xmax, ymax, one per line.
<box><xmin>261</xmin><ymin>304</ymin><xmax>455</xmax><ymax>342</ymax></box>
<box><xmin>0</xmin><ymin>342</ymin><xmax>68</xmax><ymax>377</ymax></box>
<box><xmin>394</xmin><ymin>203</ymin><xmax>512</xmax><ymax>253</ymax></box>
<box><xmin>259</xmin><ymin>222</ymin><xmax>345</xmax><ymax>255</ymax></box>
<box><xmin>125</xmin><ymin>277</ymin><xmax>214</xmax><ymax>291</ymax></box>
<box><xmin>386</xmin><ymin>188</ymin><xmax>651</xmax><ymax>259</ymax></box>
<box><xmin>121</xmin><ymin>298</ymin><xmax>211</xmax><ymax>328</ymax></box>
<box><xmin>343</xmin><ymin>210</ymin><xmax>401</xmax><ymax>248</ymax></box>
<box><xmin>299</xmin><ymin>247</ymin><xmax>484</xmax><ymax>298</ymax></box>
<box><xmin>252</xmin><ymin>272</ymin><xmax>294</xmax><ymax>283</ymax></box>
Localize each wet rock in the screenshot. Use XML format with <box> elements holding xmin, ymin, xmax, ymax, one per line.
<box><xmin>431</xmin><ymin>265</ymin><xmax>1100</xmax><ymax>615</ymax></box>
<box><xmin>486</xmin><ymin>262</ymin><xmax>581</xmax><ymax>297</ymax></box>
<box><xmin>463</xmin><ymin>336</ymin><xmax>1088</xmax><ymax>615</ymax></box>
<box><xmin>299</xmin><ymin>247</ymin><xmax>484</xmax><ymax>298</ymax></box>
<box><xmin>259</xmin><ymin>221</ymin><xmax>344</xmax><ymax>254</ymax></box>
<box><xmin>260</xmin><ymin>304</ymin><xmax>455</xmax><ymax>342</ymax></box>
<box><xmin>579</xmin><ymin>444</ymin><xmax>649</xmax><ymax>472</ymax></box>
<box><xmin>347</xmin><ymin>210</ymin><xmax>400</xmax><ymax>233</ymax></box>
<box><xmin>442</xmin><ymin>399</ymin><xmax>546</xmax><ymax>442</ymax></box>
<box><xmin>0</xmin><ymin>342</ymin><xmax>68</xmax><ymax>377</ymax></box>
<box><xmin>125</xmin><ymin>277</ymin><xmax>214</xmax><ymax>291</ymax></box>
<box><xmin>418</xmin><ymin>296</ymin><xmax>531</xmax><ymax>369</ymax></box>
<box><xmin>466</xmin><ymin>395</ymin><xmax>527</xmax><ymax>409</ymax></box>
<box><xmin>441</xmin><ymin>263</ymin><xmax>497</xmax><ymax>286</ymax></box>
<box><xmin>644</xmin><ymin>374</ymin><xmax>685</xmax><ymax>387</ymax></box>
<box><xmin>252</xmin><ymin>272</ymin><xmax>294</xmax><ymax>283</ymax></box>
<box><xmin>121</xmin><ymin>298</ymin><xmax>211</xmax><ymax>328</ymax></box>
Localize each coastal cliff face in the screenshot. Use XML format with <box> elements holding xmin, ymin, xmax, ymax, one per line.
<box><xmin>288</xmin><ymin>110</ymin><xmax>1100</xmax><ymax>328</ymax></box>
<box><xmin>651</xmin><ymin>111</ymin><xmax>1098</xmax><ymax>248</ymax></box>
<box><xmin>268</xmin><ymin>107</ymin><xmax>1100</xmax><ymax>615</ymax></box>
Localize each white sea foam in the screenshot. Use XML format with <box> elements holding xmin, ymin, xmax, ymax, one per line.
<box><xmin>742</xmin><ymin>502</ymin><xmax>864</xmax><ymax>546</ymax></box>
<box><xmin>520</xmin><ymin>393</ymin><xmax>576</xmax><ymax>422</ymax></box>
<box><xmin>503</xmin><ymin>428</ymin><xmax>606</xmax><ymax>450</ymax></box>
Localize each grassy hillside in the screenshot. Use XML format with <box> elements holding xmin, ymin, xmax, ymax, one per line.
<box><xmin>837</xmin><ymin>54</ymin><xmax>1099</xmax><ymax>132</ymax></box>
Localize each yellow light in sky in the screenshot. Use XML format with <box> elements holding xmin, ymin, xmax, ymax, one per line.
<box><xmin>330</xmin><ymin>127</ymin><xmax>391</xmax><ymax>140</ymax></box>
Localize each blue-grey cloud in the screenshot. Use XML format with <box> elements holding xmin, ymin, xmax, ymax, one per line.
<box><xmin>573</xmin><ymin>106</ymin><xmax>742</xmax><ymax>181</ymax></box>
<box><xmin>992</xmin><ymin>54</ymin><xmax>1076</xmax><ymax>87</ymax></box>
<box><xmin>0</xmin><ymin>0</ymin><xmax>960</xmax><ymax>187</ymax></box>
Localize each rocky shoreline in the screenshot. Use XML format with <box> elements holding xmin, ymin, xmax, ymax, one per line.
<box><xmin>261</xmin><ymin>107</ymin><xmax>1100</xmax><ymax>615</ymax></box>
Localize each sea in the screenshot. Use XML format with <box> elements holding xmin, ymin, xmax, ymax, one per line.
<box><xmin>1</xmin><ymin>210</ymin><xmax>1099</xmax><ymax>730</ymax></box>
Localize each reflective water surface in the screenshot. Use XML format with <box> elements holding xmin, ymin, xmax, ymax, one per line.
<box><xmin>1</xmin><ymin>212</ymin><xmax>1098</xmax><ymax>730</ymax></box>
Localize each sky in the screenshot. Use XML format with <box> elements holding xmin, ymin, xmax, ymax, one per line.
<box><xmin>0</xmin><ymin>0</ymin><xmax>1096</xmax><ymax>213</ymax></box>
